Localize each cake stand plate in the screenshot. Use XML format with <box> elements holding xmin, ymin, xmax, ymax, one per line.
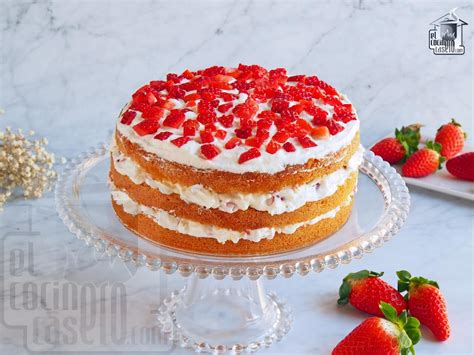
<box><xmin>55</xmin><ymin>144</ymin><xmax>410</xmax><ymax>353</ymax></box>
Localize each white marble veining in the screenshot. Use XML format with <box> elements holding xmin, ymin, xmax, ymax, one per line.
<box><xmin>0</xmin><ymin>0</ymin><xmax>473</xmax><ymax>354</ymax></box>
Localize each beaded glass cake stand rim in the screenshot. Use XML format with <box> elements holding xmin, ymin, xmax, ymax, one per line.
<box><xmin>55</xmin><ymin>143</ymin><xmax>410</xmax><ymax>281</ymax></box>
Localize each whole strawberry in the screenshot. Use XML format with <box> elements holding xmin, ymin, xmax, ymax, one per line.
<box><xmin>446</xmin><ymin>152</ymin><xmax>474</xmax><ymax>181</ymax></box>
<box><xmin>397</xmin><ymin>270</ymin><xmax>451</xmax><ymax>341</ymax></box>
<box><xmin>371</xmin><ymin>125</ymin><xmax>421</xmax><ymax>164</ymax></box>
<box><xmin>402</xmin><ymin>141</ymin><xmax>445</xmax><ymax>178</ymax></box>
<box><xmin>338</xmin><ymin>270</ymin><xmax>406</xmax><ymax>316</ymax></box>
<box><xmin>435</xmin><ymin>119</ymin><xmax>466</xmax><ymax>159</ymax></box>
<box><xmin>332</xmin><ymin>302</ymin><xmax>421</xmax><ymax>355</ymax></box>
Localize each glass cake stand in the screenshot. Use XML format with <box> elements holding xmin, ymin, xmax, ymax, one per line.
<box><xmin>55</xmin><ymin>143</ymin><xmax>410</xmax><ymax>353</ymax></box>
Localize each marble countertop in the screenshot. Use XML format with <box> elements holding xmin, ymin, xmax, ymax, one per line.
<box><xmin>1</xmin><ymin>1</ymin><xmax>473</xmax><ymax>354</ymax></box>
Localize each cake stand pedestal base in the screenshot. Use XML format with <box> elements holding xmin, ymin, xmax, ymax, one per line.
<box><xmin>156</xmin><ymin>274</ymin><xmax>292</xmax><ymax>352</ymax></box>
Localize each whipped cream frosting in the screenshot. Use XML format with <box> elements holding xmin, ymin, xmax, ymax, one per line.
<box><xmin>111</xmin><ymin>185</ymin><xmax>353</xmax><ymax>243</ymax></box>
<box><xmin>111</xmin><ymin>142</ymin><xmax>363</xmax><ymax>215</ymax></box>
<box><xmin>116</xmin><ymin>98</ymin><xmax>359</xmax><ymax>174</ymax></box>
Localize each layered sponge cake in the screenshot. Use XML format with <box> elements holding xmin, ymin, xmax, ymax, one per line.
<box><xmin>110</xmin><ymin>64</ymin><xmax>362</xmax><ymax>256</ymax></box>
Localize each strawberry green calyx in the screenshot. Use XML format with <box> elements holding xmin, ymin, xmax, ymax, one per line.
<box><xmin>380</xmin><ymin>302</ymin><xmax>421</xmax><ymax>355</ymax></box>
<box><xmin>424</xmin><ymin>141</ymin><xmax>445</xmax><ymax>168</ymax></box>
<box><xmin>337</xmin><ymin>270</ymin><xmax>383</xmax><ymax>305</ymax></box>
<box><xmin>395</xmin><ymin>125</ymin><xmax>421</xmax><ymax>160</ymax></box>
<box><xmin>396</xmin><ymin>270</ymin><xmax>439</xmax><ymax>294</ymax></box>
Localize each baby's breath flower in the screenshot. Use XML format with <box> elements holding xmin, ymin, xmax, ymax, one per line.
<box><xmin>0</xmin><ymin>123</ymin><xmax>60</xmax><ymax>211</ymax></box>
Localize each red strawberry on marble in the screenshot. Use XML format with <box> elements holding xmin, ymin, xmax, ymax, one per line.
<box><xmin>338</xmin><ymin>270</ymin><xmax>407</xmax><ymax>317</ymax></box>
<box><xmin>332</xmin><ymin>302</ymin><xmax>421</xmax><ymax>355</ymax></box>
<box><xmin>446</xmin><ymin>152</ymin><xmax>474</xmax><ymax>181</ymax></box>
<box><xmin>397</xmin><ymin>270</ymin><xmax>451</xmax><ymax>341</ymax></box>
<box><xmin>435</xmin><ymin>119</ymin><xmax>466</xmax><ymax>159</ymax></box>
<box><xmin>402</xmin><ymin>141</ymin><xmax>444</xmax><ymax>178</ymax></box>
<box><xmin>371</xmin><ymin>125</ymin><xmax>421</xmax><ymax>164</ymax></box>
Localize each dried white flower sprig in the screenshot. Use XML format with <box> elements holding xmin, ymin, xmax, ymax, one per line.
<box><xmin>0</xmin><ymin>126</ymin><xmax>59</xmax><ymax>212</ymax></box>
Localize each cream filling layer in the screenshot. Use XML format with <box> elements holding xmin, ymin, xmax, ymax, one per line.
<box><xmin>111</xmin><ymin>144</ymin><xmax>363</xmax><ymax>215</ymax></box>
<box><xmin>111</xmin><ymin>184</ymin><xmax>354</xmax><ymax>244</ymax></box>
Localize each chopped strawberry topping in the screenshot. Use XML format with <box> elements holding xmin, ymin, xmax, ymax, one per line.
<box><xmin>201</xmin><ymin>144</ymin><xmax>220</xmax><ymax>160</ymax></box>
<box><xmin>283</xmin><ymin>142</ymin><xmax>296</xmax><ymax>152</ymax></box>
<box><xmin>126</xmin><ymin>65</ymin><xmax>356</xmax><ymax>164</ymax></box>
<box><xmin>297</xmin><ymin>136</ymin><xmax>317</xmax><ymax>148</ymax></box>
<box><xmin>163</xmin><ymin>109</ymin><xmax>186</xmax><ymax>128</ymax></box>
<box><xmin>171</xmin><ymin>136</ymin><xmax>190</xmax><ymax>147</ymax></box>
<box><xmin>235</xmin><ymin>127</ymin><xmax>252</xmax><ymax>139</ymax></box>
<box><xmin>133</xmin><ymin>119</ymin><xmax>160</xmax><ymax>136</ymax></box>
<box><xmin>155</xmin><ymin>131</ymin><xmax>173</xmax><ymax>140</ymax></box>
<box><xmin>238</xmin><ymin>148</ymin><xmax>261</xmax><ymax>164</ymax></box>
<box><xmin>120</xmin><ymin>110</ymin><xmax>136</xmax><ymax>125</ymax></box>
<box><xmin>200</xmin><ymin>130</ymin><xmax>214</xmax><ymax>143</ymax></box>
<box><xmin>218</xmin><ymin>114</ymin><xmax>234</xmax><ymax>128</ymax></box>
<box><xmin>224</xmin><ymin>137</ymin><xmax>242</xmax><ymax>149</ymax></box>
<box><xmin>266</xmin><ymin>140</ymin><xmax>281</xmax><ymax>154</ymax></box>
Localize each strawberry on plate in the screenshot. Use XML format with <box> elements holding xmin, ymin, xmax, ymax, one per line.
<box><xmin>435</xmin><ymin>119</ymin><xmax>466</xmax><ymax>159</ymax></box>
<box><xmin>371</xmin><ymin>125</ymin><xmax>421</xmax><ymax>164</ymax></box>
<box><xmin>446</xmin><ymin>152</ymin><xmax>474</xmax><ymax>181</ymax></box>
<box><xmin>402</xmin><ymin>141</ymin><xmax>445</xmax><ymax>178</ymax></box>
<box><xmin>338</xmin><ymin>270</ymin><xmax>406</xmax><ymax>317</ymax></box>
<box><xmin>332</xmin><ymin>302</ymin><xmax>421</xmax><ymax>355</ymax></box>
<box><xmin>397</xmin><ymin>270</ymin><xmax>451</xmax><ymax>341</ymax></box>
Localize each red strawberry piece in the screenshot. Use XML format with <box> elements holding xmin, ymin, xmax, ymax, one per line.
<box><xmin>133</xmin><ymin>119</ymin><xmax>160</xmax><ymax>136</ymax></box>
<box><xmin>149</xmin><ymin>80</ymin><xmax>167</xmax><ymax>91</ymax></box>
<box><xmin>273</xmin><ymin>131</ymin><xmax>290</xmax><ymax>144</ymax></box>
<box><xmin>233</xmin><ymin>100</ymin><xmax>258</xmax><ymax>120</ymax></box>
<box><xmin>289</xmin><ymin>104</ymin><xmax>305</xmax><ymax>114</ymax></box>
<box><xmin>235</xmin><ymin>127</ymin><xmax>252</xmax><ymax>139</ymax></box>
<box><xmin>218</xmin><ymin>114</ymin><xmax>234</xmax><ymax>128</ymax></box>
<box><xmin>168</xmin><ymin>85</ymin><xmax>185</xmax><ymax>99</ymax></box>
<box><xmin>266</xmin><ymin>141</ymin><xmax>281</xmax><ymax>154</ymax></box>
<box><xmin>183</xmin><ymin>126</ymin><xmax>196</xmax><ymax>136</ymax></box>
<box><xmin>326</xmin><ymin>120</ymin><xmax>344</xmax><ymax>135</ymax></box>
<box><xmin>202</xmin><ymin>65</ymin><xmax>226</xmax><ymax>77</ymax></box>
<box><xmin>146</xmin><ymin>91</ymin><xmax>158</xmax><ymax>105</ymax></box>
<box><xmin>256</xmin><ymin>119</ymin><xmax>272</xmax><ymax>130</ymax></box>
<box><xmin>200</xmin><ymin>130</ymin><xmax>214</xmax><ymax>143</ymax></box>
<box><xmin>200</xmin><ymin>144</ymin><xmax>220</xmax><ymax>160</ymax></box>
<box><xmin>402</xmin><ymin>141</ymin><xmax>445</xmax><ymax>178</ymax></box>
<box><xmin>283</xmin><ymin>142</ymin><xmax>296</xmax><ymax>152</ymax></box>
<box><xmin>397</xmin><ymin>270</ymin><xmax>450</xmax><ymax>341</ymax></box>
<box><xmin>332</xmin><ymin>302</ymin><xmax>421</xmax><ymax>355</ymax></box>
<box><xmin>224</xmin><ymin>137</ymin><xmax>242</xmax><ymax>150</ymax></box>
<box><xmin>198</xmin><ymin>99</ymin><xmax>213</xmax><ymax>113</ymax></box>
<box><xmin>238</xmin><ymin>148</ymin><xmax>261</xmax><ymax>164</ymax></box>
<box><xmin>181</xmin><ymin>69</ymin><xmax>195</xmax><ymax>80</ymax></box>
<box><xmin>204</xmin><ymin>123</ymin><xmax>217</xmax><ymax>132</ymax></box>
<box><xmin>296</xmin><ymin>119</ymin><xmax>312</xmax><ymax>132</ymax></box>
<box><xmin>287</xmin><ymin>75</ymin><xmax>306</xmax><ymax>82</ymax></box>
<box><xmin>129</xmin><ymin>101</ymin><xmax>150</xmax><ymax>113</ymax></box>
<box><xmin>218</xmin><ymin>102</ymin><xmax>233</xmax><ymax>113</ymax></box>
<box><xmin>338</xmin><ymin>270</ymin><xmax>407</xmax><ymax>317</ymax></box>
<box><xmin>215</xmin><ymin>129</ymin><xmax>227</xmax><ymax>140</ymax></box>
<box><xmin>271</xmin><ymin>99</ymin><xmax>290</xmax><ymax>113</ymax></box>
<box><xmin>171</xmin><ymin>136</ymin><xmax>190</xmax><ymax>147</ymax></box>
<box><xmin>183</xmin><ymin>93</ymin><xmax>201</xmax><ymax>102</ymax></box>
<box><xmin>166</xmin><ymin>73</ymin><xmax>180</xmax><ymax>82</ymax></box>
<box><xmin>311</xmin><ymin>126</ymin><xmax>329</xmax><ymax>139</ymax></box>
<box><xmin>183</xmin><ymin>119</ymin><xmax>199</xmax><ymax>129</ymax></box>
<box><xmin>141</xmin><ymin>105</ymin><xmax>164</xmax><ymax>120</ymax></box>
<box><xmin>154</xmin><ymin>131</ymin><xmax>173</xmax><ymax>141</ymax></box>
<box><xmin>245</xmin><ymin>136</ymin><xmax>264</xmax><ymax>148</ymax></box>
<box><xmin>257</xmin><ymin>111</ymin><xmax>279</xmax><ymax>120</ymax></box>
<box><xmin>197</xmin><ymin>111</ymin><xmax>217</xmax><ymax>125</ymax></box>
<box><xmin>297</xmin><ymin>136</ymin><xmax>317</xmax><ymax>148</ymax></box>
<box><xmin>160</xmin><ymin>100</ymin><xmax>175</xmax><ymax>110</ymax></box>
<box><xmin>435</xmin><ymin>118</ymin><xmax>466</xmax><ymax>159</ymax></box>
<box><xmin>446</xmin><ymin>152</ymin><xmax>474</xmax><ymax>181</ymax></box>
<box><xmin>120</xmin><ymin>110</ymin><xmax>137</xmax><ymax>125</ymax></box>
<box><xmin>162</xmin><ymin>109</ymin><xmax>186</xmax><ymax>128</ymax></box>
<box><xmin>371</xmin><ymin>125</ymin><xmax>421</xmax><ymax>164</ymax></box>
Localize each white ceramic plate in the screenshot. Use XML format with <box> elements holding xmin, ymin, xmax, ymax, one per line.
<box><xmin>372</xmin><ymin>135</ymin><xmax>474</xmax><ymax>201</ymax></box>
